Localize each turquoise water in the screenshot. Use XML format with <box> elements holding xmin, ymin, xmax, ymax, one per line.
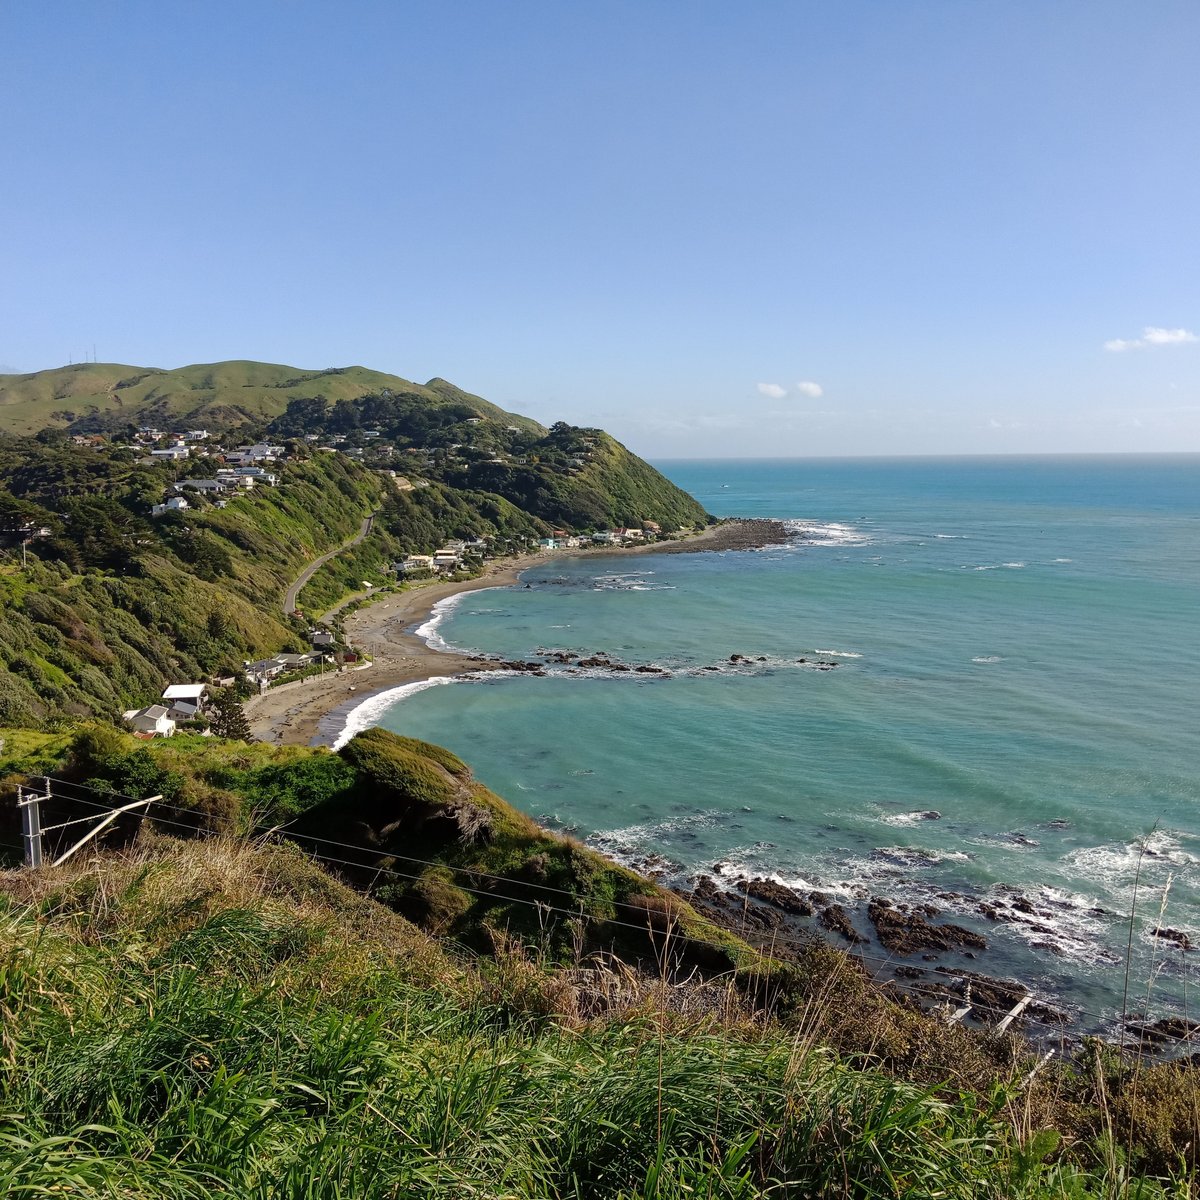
<box><xmin>349</xmin><ymin>456</ymin><xmax>1200</xmax><ymax>1030</ymax></box>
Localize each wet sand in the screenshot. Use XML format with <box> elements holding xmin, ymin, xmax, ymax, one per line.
<box><xmin>245</xmin><ymin>521</ymin><xmax>786</xmax><ymax>747</ymax></box>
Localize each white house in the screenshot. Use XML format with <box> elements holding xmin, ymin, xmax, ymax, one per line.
<box><xmin>396</xmin><ymin>555</ymin><xmax>435</xmax><ymax>574</ymax></box>
<box><xmin>162</xmin><ymin>683</ymin><xmax>208</xmax><ymax>708</ymax></box>
<box><xmin>123</xmin><ymin>705</ymin><xmax>176</xmax><ymax>737</ymax></box>
<box><xmin>151</xmin><ymin>447</ymin><xmax>189</xmax><ymax>461</ymax></box>
<box><xmin>183</xmin><ymin>429</ymin><xmax>210</xmax><ymax>442</ymax></box>
<box><xmin>151</xmin><ymin>496</ymin><xmax>190</xmax><ymax>516</ymax></box>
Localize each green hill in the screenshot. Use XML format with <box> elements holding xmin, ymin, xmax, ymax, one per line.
<box><xmin>0</xmin><ymin>360</ymin><xmax>545</xmax><ymax>436</ymax></box>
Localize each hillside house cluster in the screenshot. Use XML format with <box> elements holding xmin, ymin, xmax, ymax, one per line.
<box><xmin>244</xmin><ymin>650</ymin><xmax>330</xmax><ymax>687</ymax></box>
<box><xmin>123</xmin><ymin>683</ymin><xmax>211</xmax><ymax>738</ymax></box>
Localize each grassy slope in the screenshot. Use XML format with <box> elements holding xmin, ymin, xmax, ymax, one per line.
<box><xmin>0</xmin><ymin>728</ymin><xmax>1195</xmax><ymax>1193</ymax></box>
<box><xmin>0</xmin><ymin>833</ymin><xmax>1189</xmax><ymax>1197</ymax></box>
<box><xmin>0</xmin><ymin>360</ymin><xmax>545</xmax><ymax>435</ymax></box>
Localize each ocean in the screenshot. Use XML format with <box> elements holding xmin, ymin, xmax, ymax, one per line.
<box><xmin>342</xmin><ymin>455</ymin><xmax>1200</xmax><ymax>1032</ymax></box>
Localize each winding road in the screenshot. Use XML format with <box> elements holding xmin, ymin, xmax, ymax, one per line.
<box><xmin>283</xmin><ymin>513</ymin><xmax>375</xmax><ymax>616</ymax></box>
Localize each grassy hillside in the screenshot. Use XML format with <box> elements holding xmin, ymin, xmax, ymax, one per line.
<box><xmin>0</xmin><ymin>724</ymin><xmax>1194</xmax><ymax>1196</ymax></box>
<box><xmin>0</xmin><ymin>360</ymin><xmax>545</xmax><ymax>436</ymax></box>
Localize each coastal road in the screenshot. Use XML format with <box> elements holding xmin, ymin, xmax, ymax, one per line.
<box><xmin>283</xmin><ymin>513</ymin><xmax>376</xmax><ymax>616</ymax></box>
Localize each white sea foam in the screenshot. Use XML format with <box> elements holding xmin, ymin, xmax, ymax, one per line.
<box><xmin>593</xmin><ymin>573</ymin><xmax>675</xmax><ymax>592</ymax></box>
<box><xmin>784</xmin><ymin>520</ymin><xmax>872</xmax><ymax>547</ymax></box>
<box><xmin>877</xmin><ymin>809</ymin><xmax>942</xmax><ymax>827</ymax></box>
<box><xmin>971</xmin><ymin>655</ymin><xmax>1003</xmax><ymax>664</ymax></box>
<box><xmin>331</xmin><ymin>675</ymin><xmax>461</xmax><ymax>750</ymax></box>
<box><xmin>1053</xmin><ymin>558</ymin><xmax>1073</xmax><ymax>563</ymax></box>
<box><xmin>813</xmin><ymin>649</ymin><xmax>863</xmax><ymax>658</ymax></box>
<box><xmin>414</xmin><ymin>592</ymin><xmax>471</xmax><ymax>652</ymax></box>
<box><xmin>1063</xmin><ymin>832</ymin><xmax>1200</xmax><ymax>895</ymax></box>
<box><xmin>970</xmin><ymin>561</ymin><xmax>1026</xmax><ymax>571</ymax></box>
<box><xmin>935</xmin><ymin>533</ymin><xmax>968</xmax><ymax>539</ymax></box>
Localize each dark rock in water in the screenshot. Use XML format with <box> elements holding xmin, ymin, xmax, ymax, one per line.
<box><xmin>808</xmin><ymin>891</ymin><xmax>829</xmax><ymax>906</ymax></box>
<box><xmin>1029</xmin><ymin>940</ymin><xmax>1064</xmax><ymax>956</ymax></box>
<box><xmin>1126</xmin><ymin>1016</ymin><xmax>1200</xmax><ymax>1044</ymax></box>
<box><xmin>702</xmin><ymin>665</ymin><xmax>720</xmax><ymax>671</ymax></box>
<box><xmin>634</xmin><ymin>665</ymin><xmax>666</xmax><ymax>674</ymax></box>
<box><xmin>691</xmin><ymin>876</ymin><xmax>726</xmax><ymax>905</ymax></box>
<box><xmin>819</xmin><ymin>904</ymin><xmax>865</xmax><ymax>943</ymax></box>
<box><xmin>610</xmin><ymin>663</ymin><xmax>631</xmax><ymax>672</ymax></box>
<box><xmin>1043</xmin><ymin>818</ymin><xmax>1071</xmax><ymax>831</ymax></box>
<box><xmin>730</xmin><ymin>653</ymin><xmax>746</xmax><ymax>662</ymax></box>
<box><xmin>868</xmin><ymin>900</ymin><xmax>987</xmax><ymax>956</ymax></box>
<box><xmin>921</xmin><ymin>810</ymin><xmax>941</xmax><ymax>820</ymax></box>
<box><xmin>797</xmin><ymin>658</ymin><xmax>807</xmax><ymax>663</ymax></box>
<box><xmin>1153</xmin><ymin>928</ymin><xmax>1194</xmax><ymax>951</ymax></box>
<box><xmin>734</xmin><ymin>877</ymin><xmax>815</xmax><ymax>916</ymax></box>
<box><xmin>757</xmin><ymin>656</ymin><xmax>767</xmax><ymax>661</ymax></box>
<box><xmin>895</xmin><ymin>965</ymin><xmax>925</xmax><ymax>980</ymax></box>
<box><xmin>1012</xmin><ymin>896</ymin><xmax>1036</xmax><ymax>915</ymax></box>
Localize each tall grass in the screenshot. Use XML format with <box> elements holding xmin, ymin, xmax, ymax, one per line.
<box><xmin>0</xmin><ymin>840</ymin><xmax>1193</xmax><ymax>1198</ymax></box>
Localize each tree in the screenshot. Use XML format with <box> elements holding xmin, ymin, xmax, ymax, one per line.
<box><xmin>208</xmin><ymin>689</ymin><xmax>253</xmax><ymax>742</ymax></box>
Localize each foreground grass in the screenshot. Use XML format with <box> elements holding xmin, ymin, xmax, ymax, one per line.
<box><xmin>0</xmin><ymin>838</ymin><xmax>1191</xmax><ymax>1199</ymax></box>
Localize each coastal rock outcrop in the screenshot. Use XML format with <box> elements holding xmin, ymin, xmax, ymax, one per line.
<box><xmin>867</xmin><ymin>899</ymin><xmax>987</xmax><ymax>956</ymax></box>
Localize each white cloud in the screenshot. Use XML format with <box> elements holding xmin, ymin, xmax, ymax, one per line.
<box><xmin>756</xmin><ymin>382</ymin><xmax>787</xmax><ymax>399</ymax></box>
<box><xmin>795</xmin><ymin>380</ymin><xmax>823</xmax><ymax>398</ymax></box>
<box><xmin>1104</xmin><ymin>326</ymin><xmax>1197</xmax><ymax>352</ymax></box>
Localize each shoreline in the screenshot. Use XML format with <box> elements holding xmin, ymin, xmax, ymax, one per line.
<box><xmin>245</xmin><ymin>519</ymin><xmax>788</xmax><ymax>748</ymax></box>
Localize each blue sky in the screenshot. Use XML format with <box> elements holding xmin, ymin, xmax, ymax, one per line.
<box><xmin>3</xmin><ymin>2</ymin><xmax>1198</xmax><ymax>456</ymax></box>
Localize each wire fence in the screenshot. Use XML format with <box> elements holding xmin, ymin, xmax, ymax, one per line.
<box><xmin>10</xmin><ymin>772</ymin><xmax>1196</xmax><ymax>1049</ymax></box>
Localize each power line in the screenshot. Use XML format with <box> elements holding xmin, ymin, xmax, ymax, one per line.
<box><xmin>31</xmin><ymin>775</ymin><xmax>1192</xmax><ymax>1041</ymax></box>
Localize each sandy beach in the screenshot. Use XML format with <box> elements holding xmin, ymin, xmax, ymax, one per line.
<box><xmin>245</xmin><ymin>520</ymin><xmax>787</xmax><ymax>748</ymax></box>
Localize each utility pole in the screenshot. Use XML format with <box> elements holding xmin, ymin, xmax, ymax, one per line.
<box><xmin>16</xmin><ymin>779</ymin><xmax>49</xmax><ymax>868</ymax></box>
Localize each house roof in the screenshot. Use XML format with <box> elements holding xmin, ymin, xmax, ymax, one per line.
<box><xmin>131</xmin><ymin>704</ymin><xmax>170</xmax><ymax>720</ymax></box>
<box><xmin>162</xmin><ymin>684</ymin><xmax>206</xmax><ymax>701</ymax></box>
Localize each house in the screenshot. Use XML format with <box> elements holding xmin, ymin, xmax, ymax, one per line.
<box><xmin>244</xmin><ymin>658</ymin><xmax>287</xmax><ymax>684</ymax></box>
<box><xmin>274</xmin><ymin>652</ymin><xmax>320</xmax><ymax>671</ymax></box>
<box><xmin>464</xmin><ymin>416</ymin><xmax>484</xmax><ymax>425</ymax></box>
<box><xmin>123</xmin><ymin>705</ymin><xmax>175</xmax><ymax>737</ymax></box>
<box><xmin>234</xmin><ymin>467</ymin><xmax>278</xmax><ymax>485</ymax></box>
<box><xmin>591</xmin><ymin>531</ymin><xmax>618</xmax><ymax>544</ymax></box>
<box><xmin>614</xmin><ymin>527</ymin><xmax>644</xmax><ymax>541</ymax></box>
<box><xmin>165</xmin><ymin>699</ymin><xmax>202</xmax><ymax>722</ymax></box>
<box><xmin>310</xmin><ymin>629</ymin><xmax>335</xmax><ymax>649</ymax></box>
<box><xmin>183</xmin><ymin>429</ymin><xmax>210</xmax><ymax>442</ymax></box>
<box><xmin>71</xmin><ymin>434</ymin><xmax>105</xmax><ymax>448</ymax></box>
<box><xmin>175</xmin><ymin>478</ymin><xmax>224</xmax><ymax>494</ymax></box>
<box><xmin>395</xmin><ymin>555</ymin><xmax>435</xmax><ymax>574</ymax></box>
<box><xmin>642</xmin><ymin>521</ymin><xmax>661</xmax><ymax>534</ymax></box>
<box><xmin>162</xmin><ymin>683</ymin><xmax>209</xmax><ymax>709</ymax></box>
<box><xmin>229</xmin><ymin>443</ymin><xmax>284</xmax><ymax>463</ymax></box>
<box><xmin>432</xmin><ymin>551</ymin><xmax>462</xmax><ymax>571</ymax></box>
<box><xmin>151</xmin><ymin>496</ymin><xmax>190</xmax><ymax>516</ymax></box>
<box><xmin>150</xmin><ymin>447</ymin><xmax>189</xmax><ymax>461</ymax></box>
<box><xmin>538</xmin><ymin>538</ymin><xmax>561</xmax><ymax>550</ymax></box>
